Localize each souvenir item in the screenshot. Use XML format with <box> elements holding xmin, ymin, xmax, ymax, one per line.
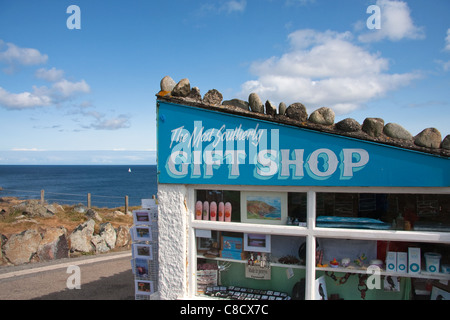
<box><xmin>218</xmin><ymin>202</ymin><xmax>225</xmax><ymax>222</ymax></box>
<box><xmin>203</xmin><ymin>201</ymin><xmax>209</xmax><ymax>220</ymax></box>
<box><xmin>341</xmin><ymin>258</ymin><xmax>351</xmax><ymax>267</ymax></box>
<box><xmin>195</xmin><ymin>201</ymin><xmax>203</xmax><ymax>220</ymax></box>
<box><xmin>210</xmin><ymin>201</ymin><xmax>217</xmax><ymax>221</ymax></box>
<box><xmin>224</xmin><ymin>202</ymin><xmax>232</xmax><ymax>222</ymax></box>
<box><xmin>330</xmin><ymin>258</ymin><xmax>339</xmax><ymax>268</ymax></box>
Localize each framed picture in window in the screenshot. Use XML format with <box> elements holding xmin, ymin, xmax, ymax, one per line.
<box><xmin>244</xmin><ymin>233</ymin><xmax>271</xmax><ymax>253</ymax></box>
<box><xmin>240</xmin><ymin>192</ymin><xmax>287</xmax><ymax>225</ymax></box>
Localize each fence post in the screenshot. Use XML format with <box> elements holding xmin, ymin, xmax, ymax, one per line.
<box><xmin>125</xmin><ymin>195</ymin><xmax>129</xmax><ymax>214</ymax></box>
<box><xmin>40</xmin><ymin>189</ymin><xmax>45</xmax><ymax>204</ymax></box>
<box><xmin>87</xmin><ymin>193</ymin><xmax>91</xmax><ymax>208</ymax></box>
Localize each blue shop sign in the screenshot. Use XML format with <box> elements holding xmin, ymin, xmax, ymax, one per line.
<box><xmin>157</xmin><ymin>101</ymin><xmax>449</xmax><ymax>187</ymax></box>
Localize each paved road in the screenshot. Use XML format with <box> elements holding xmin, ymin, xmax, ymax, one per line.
<box><xmin>0</xmin><ymin>251</ymin><xmax>135</xmax><ymax>300</ymax></box>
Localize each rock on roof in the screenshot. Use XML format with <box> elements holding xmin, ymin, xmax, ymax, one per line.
<box><xmin>156</xmin><ymin>76</ymin><xmax>450</xmax><ymax>158</ymax></box>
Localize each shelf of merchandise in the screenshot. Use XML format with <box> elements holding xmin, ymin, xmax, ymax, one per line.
<box><xmin>188</xmin><ymin>186</ymin><xmax>450</xmax><ymax>300</ymax></box>
<box><xmin>197</xmin><ymin>254</ymin><xmax>450</xmax><ymax>281</ymax></box>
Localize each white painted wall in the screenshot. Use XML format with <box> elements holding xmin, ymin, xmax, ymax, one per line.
<box><xmin>157</xmin><ymin>184</ymin><xmax>188</xmax><ymax>300</ymax></box>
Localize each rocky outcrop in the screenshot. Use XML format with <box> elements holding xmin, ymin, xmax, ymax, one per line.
<box><xmin>156</xmin><ymin>76</ymin><xmax>449</xmax><ymax>157</ymax></box>
<box><xmin>1</xmin><ymin>219</ymin><xmax>131</xmax><ymax>266</ymax></box>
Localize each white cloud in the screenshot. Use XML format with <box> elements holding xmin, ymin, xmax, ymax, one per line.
<box><xmin>0</xmin><ymin>40</ymin><xmax>48</xmax><ymax>73</ymax></box>
<box><xmin>445</xmin><ymin>28</ymin><xmax>450</xmax><ymax>52</ymax></box>
<box><xmin>51</xmin><ymin>79</ymin><xmax>90</xmax><ymax>98</ymax></box>
<box><xmin>239</xmin><ymin>29</ymin><xmax>420</xmax><ymax>114</ymax></box>
<box><xmin>77</xmin><ymin>109</ymin><xmax>131</xmax><ymax>131</ymax></box>
<box><xmin>89</xmin><ymin>114</ymin><xmax>131</xmax><ymax>130</ymax></box>
<box><xmin>0</xmin><ymin>78</ymin><xmax>90</xmax><ymax>110</ymax></box>
<box><xmin>200</xmin><ymin>0</ymin><xmax>246</xmax><ymax>14</ymax></box>
<box><xmin>35</xmin><ymin>67</ymin><xmax>65</xmax><ymax>82</ymax></box>
<box><xmin>358</xmin><ymin>0</ymin><xmax>425</xmax><ymax>43</ymax></box>
<box><xmin>0</xmin><ymin>86</ymin><xmax>52</xmax><ymax>109</ymax></box>
<box><xmin>0</xmin><ymin>41</ymin><xmax>90</xmax><ymax>110</ymax></box>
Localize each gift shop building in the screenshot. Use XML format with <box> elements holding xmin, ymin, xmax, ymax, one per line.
<box><xmin>155</xmin><ymin>77</ymin><xmax>450</xmax><ymax>300</ymax></box>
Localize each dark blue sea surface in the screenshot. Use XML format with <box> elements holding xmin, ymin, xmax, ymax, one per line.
<box><xmin>0</xmin><ymin>165</ymin><xmax>157</xmax><ymax>208</ymax></box>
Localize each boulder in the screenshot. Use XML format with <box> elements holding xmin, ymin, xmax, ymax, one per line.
<box><xmin>362</xmin><ymin>118</ymin><xmax>384</xmax><ymax>137</ymax></box>
<box><xmin>13</xmin><ymin>200</ymin><xmax>54</xmax><ymax>218</ymax></box>
<box><xmin>383</xmin><ymin>123</ymin><xmax>413</xmax><ymax>140</ymax></box>
<box><xmin>442</xmin><ymin>135</ymin><xmax>450</xmax><ymax>150</ymax></box>
<box><xmin>336</xmin><ymin>118</ymin><xmax>361</xmax><ymax>132</ymax></box>
<box><xmin>285</xmin><ymin>103</ymin><xmax>308</xmax><ymax>122</ymax></box>
<box><xmin>278</xmin><ymin>102</ymin><xmax>287</xmax><ymax>116</ymax></box>
<box><xmin>100</xmin><ymin>222</ymin><xmax>116</xmax><ymax>250</ymax></box>
<box><xmin>203</xmin><ymin>89</ymin><xmax>223</xmax><ymax>106</ymax></box>
<box><xmin>85</xmin><ymin>208</ymin><xmax>102</xmax><ymax>222</ymax></box>
<box><xmin>414</xmin><ymin>128</ymin><xmax>442</xmax><ymax>149</ymax></box>
<box><xmin>160</xmin><ymin>75</ymin><xmax>176</xmax><ymax>92</ymax></box>
<box><xmin>69</xmin><ymin>219</ymin><xmax>95</xmax><ymax>253</ymax></box>
<box><xmin>222</xmin><ymin>99</ymin><xmax>249</xmax><ymax>111</ymax></box>
<box><xmin>172</xmin><ymin>78</ymin><xmax>190</xmax><ymax>97</ymax></box>
<box><xmin>106</xmin><ymin>210</ymin><xmax>125</xmax><ymax>219</ymax></box>
<box><xmin>37</xmin><ymin>227</ymin><xmax>69</xmax><ymax>261</ymax></box>
<box><xmin>265</xmin><ymin>100</ymin><xmax>277</xmax><ymax>116</ymax></box>
<box><xmin>91</xmin><ymin>235</ymin><xmax>110</xmax><ymax>253</ymax></box>
<box><xmin>115</xmin><ymin>225</ymin><xmax>131</xmax><ymax>248</ymax></box>
<box><xmin>309</xmin><ymin>107</ymin><xmax>335</xmax><ymax>126</ymax></box>
<box><xmin>248</xmin><ymin>93</ymin><xmax>264</xmax><ymax>113</ymax></box>
<box><xmin>3</xmin><ymin>229</ymin><xmax>42</xmax><ymax>265</ymax></box>
<box><xmin>187</xmin><ymin>87</ymin><xmax>202</xmax><ymax>102</ymax></box>
<box><xmin>73</xmin><ymin>204</ymin><xmax>88</xmax><ymax>214</ymax></box>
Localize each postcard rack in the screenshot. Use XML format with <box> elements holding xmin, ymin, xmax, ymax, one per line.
<box><xmin>131</xmin><ymin>199</ymin><xmax>159</xmax><ymax>300</ymax></box>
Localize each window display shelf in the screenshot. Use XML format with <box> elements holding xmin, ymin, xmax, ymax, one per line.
<box><xmin>316</xmin><ymin>266</ymin><xmax>450</xmax><ymax>281</ymax></box>
<box><xmin>192</xmin><ymin>220</ymin><xmax>309</xmax><ymax>237</ymax></box>
<box><xmin>198</xmin><ymin>255</ymin><xmax>450</xmax><ymax>281</ymax></box>
<box><xmin>197</xmin><ymin>254</ymin><xmax>306</xmax><ymax>270</ymax></box>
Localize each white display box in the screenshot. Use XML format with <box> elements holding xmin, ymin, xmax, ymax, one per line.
<box><xmin>408</xmin><ymin>247</ymin><xmax>421</xmax><ymax>274</ymax></box>
<box><xmin>397</xmin><ymin>252</ymin><xmax>408</xmax><ymax>274</ymax></box>
<box><xmin>386</xmin><ymin>251</ymin><xmax>397</xmax><ymax>273</ymax></box>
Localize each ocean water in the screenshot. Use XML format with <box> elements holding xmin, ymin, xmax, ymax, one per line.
<box><xmin>0</xmin><ymin>165</ymin><xmax>157</xmax><ymax>208</ymax></box>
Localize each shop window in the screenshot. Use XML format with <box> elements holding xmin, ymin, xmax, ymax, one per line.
<box><xmin>316</xmin><ymin>193</ymin><xmax>450</xmax><ymax>232</ymax></box>
<box><xmin>315</xmin><ymin>238</ymin><xmax>450</xmax><ymax>300</ymax></box>
<box><xmin>196</xmin><ymin>231</ymin><xmax>307</xmax><ymax>299</ymax></box>
<box><xmin>195</xmin><ymin>190</ymin><xmax>306</xmax><ymax>226</ymax></box>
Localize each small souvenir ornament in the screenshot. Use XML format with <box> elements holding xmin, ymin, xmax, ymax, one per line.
<box><xmin>330</xmin><ymin>258</ymin><xmax>339</xmax><ymax>268</ymax></box>
<box><xmin>341</xmin><ymin>258</ymin><xmax>351</xmax><ymax>267</ymax></box>
<box><xmin>210</xmin><ymin>201</ymin><xmax>217</xmax><ymax>221</ymax></box>
<box><xmin>203</xmin><ymin>201</ymin><xmax>209</xmax><ymax>220</ymax></box>
<box><xmin>218</xmin><ymin>202</ymin><xmax>225</xmax><ymax>222</ymax></box>
<box><xmin>195</xmin><ymin>201</ymin><xmax>203</xmax><ymax>220</ymax></box>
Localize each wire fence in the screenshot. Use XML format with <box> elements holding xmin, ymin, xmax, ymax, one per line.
<box><xmin>0</xmin><ymin>187</ymin><xmax>130</xmax><ymax>210</ymax></box>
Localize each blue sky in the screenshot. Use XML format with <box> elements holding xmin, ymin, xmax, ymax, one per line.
<box><xmin>0</xmin><ymin>0</ymin><xmax>449</xmax><ymax>164</ymax></box>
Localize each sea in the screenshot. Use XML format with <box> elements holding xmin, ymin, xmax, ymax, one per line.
<box><xmin>0</xmin><ymin>165</ymin><xmax>158</xmax><ymax>208</ymax></box>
